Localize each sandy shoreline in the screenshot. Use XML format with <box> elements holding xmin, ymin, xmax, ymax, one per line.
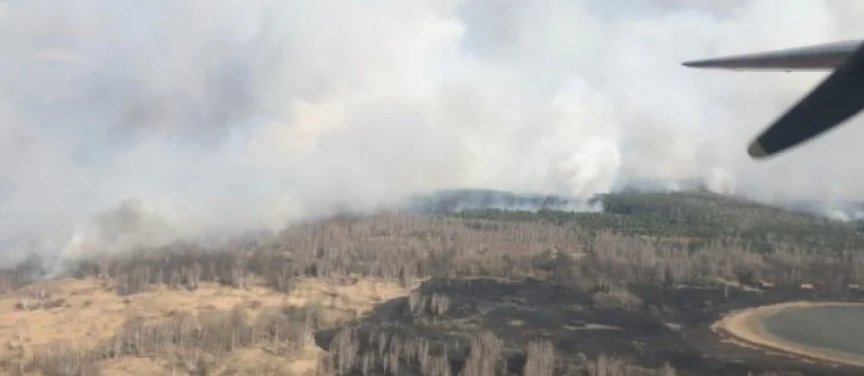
<box><xmin>713</xmin><ymin>301</ymin><xmax>864</xmax><ymax>367</ymax></box>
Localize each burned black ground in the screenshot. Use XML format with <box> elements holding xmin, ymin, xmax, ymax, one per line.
<box><xmin>315</xmin><ymin>276</ymin><xmax>864</xmax><ymax>376</ymax></box>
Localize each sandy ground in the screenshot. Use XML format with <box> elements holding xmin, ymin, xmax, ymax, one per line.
<box><xmin>712</xmin><ymin>301</ymin><xmax>864</xmax><ymax>368</ymax></box>
<box><xmin>0</xmin><ymin>276</ymin><xmax>413</xmax><ymax>376</ymax></box>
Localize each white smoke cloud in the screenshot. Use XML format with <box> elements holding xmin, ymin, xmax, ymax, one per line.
<box><xmin>1</xmin><ymin>0</ymin><xmax>863</xmax><ymax>263</ymax></box>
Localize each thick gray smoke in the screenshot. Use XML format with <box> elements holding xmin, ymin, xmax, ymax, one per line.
<box><xmin>1</xmin><ymin>0</ymin><xmax>863</xmax><ymax>265</ymax></box>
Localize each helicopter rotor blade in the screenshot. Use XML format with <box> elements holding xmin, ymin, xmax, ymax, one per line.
<box><xmin>749</xmin><ymin>41</ymin><xmax>864</xmax><ymax>159</ymax></box>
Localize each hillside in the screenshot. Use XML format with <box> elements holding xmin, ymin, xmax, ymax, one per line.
<box><xmin>406</xmin><ymin>189</ymin><xmax>599</xmax><ymax>214</ymax></box>
<box><xmin>454</xmin><ymin>190</ymin><xmax>864</xmax><ymax>252</ymax></box>
<box><xmin>1</xmin><ymin>190</ymin><xmax>863</xmax><ymax>376</ymax></box>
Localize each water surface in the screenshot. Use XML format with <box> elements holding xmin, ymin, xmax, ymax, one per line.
<box><xmin>760</xmin><ymin>305</ymin><xmax>864</xmax><ymax>359</ymax></box>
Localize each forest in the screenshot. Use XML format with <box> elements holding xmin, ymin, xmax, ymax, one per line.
<box><xmin>0</xmin><ymin>191</ymin><xmax>861</xmax><ymax>376</ymax></box>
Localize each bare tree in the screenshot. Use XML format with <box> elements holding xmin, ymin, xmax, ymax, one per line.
<box><xmin>523</xmin><ymin>339</ymin><xmax>555</xmax><ymax>376</ymax></box>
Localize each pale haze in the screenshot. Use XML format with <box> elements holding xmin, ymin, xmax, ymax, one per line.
<box><xmin>0</xmin><ymin>0</ymin><xmax>862</xmax><ymax>264</ymax></box>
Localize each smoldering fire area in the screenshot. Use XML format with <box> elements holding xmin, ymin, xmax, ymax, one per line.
<box><xmin>2</xmin><ymin>1</ymin><xmax>864</xmax><ymax>266</ymax></box>
<box><xmin>3</xmin><ymin>2</ymin><xmax>864</xmax><ymax>375</ymax></box>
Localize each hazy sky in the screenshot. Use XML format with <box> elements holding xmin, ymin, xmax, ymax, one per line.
<box><xmin>1</xmin><ymin>0</ymin><xmax>863</xmax><ymax>263</ymax></box>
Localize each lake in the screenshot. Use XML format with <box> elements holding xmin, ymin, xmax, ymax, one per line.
<box><xmin>759</xmin><ymin>305</ymin><xmax>864</xmax><ymax>360</ymax></box>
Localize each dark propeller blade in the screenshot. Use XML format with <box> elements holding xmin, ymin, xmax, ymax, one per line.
<box><xmin>749</xmin><ymin>42</ymin><xmax>864</xmax><ymax>159</ymax></box>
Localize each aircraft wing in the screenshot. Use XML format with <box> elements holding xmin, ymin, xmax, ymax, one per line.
<box><xmin>683</xmin><ymin>39</ymin><xmax>864</xmax><ymax>159</ymax></box>
<box><xmin>682</xmin><ymin>40</ymin><xmax>862</xmax><ymax>71</ymax></box>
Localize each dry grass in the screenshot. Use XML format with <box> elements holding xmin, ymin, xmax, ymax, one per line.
<box><xmin>0</xmin><ymin>278</ymin><xmax>292</xmax><ymax>357</ymax></box>
<box><xmin>95</xmin><ymin>358</ymin><xmax>174</xmax><ymax>376</ymax></box>
<box><xmin>206</xmin><ymin>347</ymin><xmax>325</xmax><ymax>376</ymax></box>
<box><xmin>286</xmin><ymin>278</ymin><xmax>413</xmax><ymax>315</ymax></box>
<box><xmin>564</xmin><ymin>323</ymin><xmax>621</xmax><ymax>331</ymax></box>
<box><xmin>715</xmin><ymin>278</ymin><xmax>763</xmax><ymax>293</ymax></box>
<box><xmin>0</xmin><ymin>276</ymin><xmax>412</xmax><ymax>376</ymax></box>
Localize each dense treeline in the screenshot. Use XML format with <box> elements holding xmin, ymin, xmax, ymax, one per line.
<box><xmin>2</xmin><ymin>209</ymin><xmax>864</xmax><ymax>304</ymax></box>
<box><xmin>46</xmin><ymin>208</ymin><xmax>864</xmax><ymax>295</ymax></box>
<box><xmin>456</xmin><ymin>191</ymin><xmax>864</xmax><ymax>253</ymax></box>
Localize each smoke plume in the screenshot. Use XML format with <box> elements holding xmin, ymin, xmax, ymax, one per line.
<box><xmin>1</xmin><ymin>0</ymin><xmax>863</xmax><ymax>264</ymax></box>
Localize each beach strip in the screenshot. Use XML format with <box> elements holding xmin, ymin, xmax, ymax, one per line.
<box><xmin>712</xmin><ymin>301</ymin><xmax>864</xmax><ymax>368</ymax></box>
